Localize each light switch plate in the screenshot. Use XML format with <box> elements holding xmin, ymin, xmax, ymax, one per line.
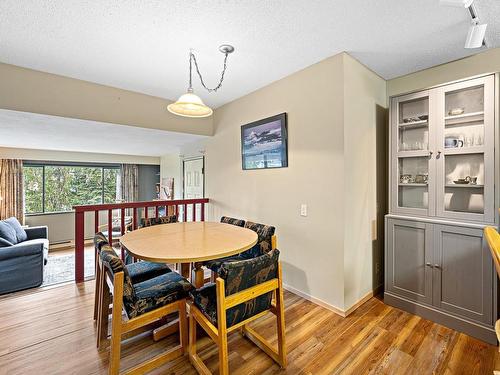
<box><xmin>300</xmin><ymin>204</ymin><xmax>307</xmax><ymax>217</ymax></box>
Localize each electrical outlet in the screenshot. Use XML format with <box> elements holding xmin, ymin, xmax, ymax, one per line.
<box><xmin>300</xmin><ymin>204</ymin><xmax>307</xmax><ymax>217</ymax></box>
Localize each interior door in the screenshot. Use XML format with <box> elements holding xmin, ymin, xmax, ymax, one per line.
<box><xmin>391</xmin><ymin>90</ymin><xmax>436</xmax><ymax>217</ymax></box>
<box><xmin>386</xmin><ymin>218</ymin><xmax>433</xmax><ymax>305</ymax></box>
<box><xmin>435</xmin><ymin>75</ymin><xmax>495</xmax><ymax>223</ymax></box>
<box><xmin>183</xmin><ymin>158</ymin><xmax>204</xmax><ymax>221</ymax></box>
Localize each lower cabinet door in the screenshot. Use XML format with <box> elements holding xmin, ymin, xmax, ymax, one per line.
<box><xmin>386</xmin><ymin>218</ymin><xmax>433</xmax><ymax>305</ymax></box>
<box><xmin>433</xmin><ymin>225</ymin><xmax>493</xmax><ymax>325</ymax></box>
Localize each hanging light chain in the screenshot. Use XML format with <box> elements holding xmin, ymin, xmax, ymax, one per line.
<box><xmin>189</xmin><ymin>51</ymin><xmax>230</xmax><ymax>93</ymax></box>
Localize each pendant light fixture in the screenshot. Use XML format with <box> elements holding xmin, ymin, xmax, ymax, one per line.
<box><xmin>167</xmin><ymin>45</ymin><xmax>235</xmax><ymax>118</ymax></box>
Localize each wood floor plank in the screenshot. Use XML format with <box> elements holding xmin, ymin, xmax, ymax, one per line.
<box><xmin>0</xmin><ymin>281</ymin><xmax>498</xmax><ymax>375</ymax></box>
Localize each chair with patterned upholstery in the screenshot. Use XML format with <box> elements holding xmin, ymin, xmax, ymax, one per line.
<box><xmin>93</xmin><ymin>232</ymin><xmax>172</xmax><ymax>324</ymax></box>
<box><xmin>220</xmin><ymin>216</ymin><xmax>245</xmax><ymax>227</ymax></box>
<box><xmin>96</xmin><ymin>243</ymin><xmax>193</xmax><ymax>375</ymax></box>
<box><xmin>139</xmin><ymin>214</ymin><xmax>178</xmax><ymax>228</ymax></box>
<box><xmin>206</xmin><ymin>220</ymin><xmax>277</xmax><ymax>276</ymax></box>
<box><xmin>188</xmin><ymin>249</ymin><xmax>286</xmax><ymax>375</ymax></box>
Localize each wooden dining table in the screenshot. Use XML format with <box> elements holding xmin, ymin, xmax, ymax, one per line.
<box><xmin>120</xmin><ymin>221</ymin><xmax>258</xmax><ymax>288</ymax></box>
<box><xmin>120</xmin><ymin>221</ymin><xmax>258</xmax><ymax>341</ymax></box>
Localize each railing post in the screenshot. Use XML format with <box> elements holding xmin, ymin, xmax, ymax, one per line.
<box><xmin>183</xmin><ymin>204</ymin><xmax>187</xmax><ymax>222</ymax></box>
<box><xmin>133</xmin><ymin>207</ymin><xmax>137</xmax><ymax>230</ymax></box>
<box><xmin>120</xmin><ymin>208</ymin><xmax>125</xmax><ymax>235</ymax></box>
<box><xmin>108</xmin><ymin>209</ymin><xmax>113</xmax><ymax>244</ymax></box>
<box><xmin>192</xmin><ymin>203</ymin><xmax>196</xmax><ymax>221</ymax></box>
<box><xmin>94</xmin><ymin>210</ymin><xmax>99</xmax><ymax>234</ymax></box>
<box><xmin>201</xmin><ymin>202</ymin><xmax>205</xmax><ymax>222</ymax></box>
<box><xmin>75</xmin><ymin>210</ymin><xmax>85</xmax><ymax>283</ymax></box>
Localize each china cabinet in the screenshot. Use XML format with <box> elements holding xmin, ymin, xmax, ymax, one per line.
<box><xmin>385</xmin><ymin>74</ymin><xmax>498</xmax><ymax>344</ymax></box>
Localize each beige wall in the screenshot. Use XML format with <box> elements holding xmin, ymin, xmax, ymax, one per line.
<box><xmin>342</xmin><ymin>54</ymin><xmax>387</xmax><ymax>308</ymax></box>
<box><xmin>160</xmin><ymin>154</ymin><xmax>183</xmax><ymax>200</ymax></box>
<box><xmin>387</xmin><ymin>48</ymin><xmax>500</xmax><ymax>97</ymax></box>
<box><xmin>0</xmin><ymin>62</ymin><xmax>213</xmax><ymax>136</ymax></box>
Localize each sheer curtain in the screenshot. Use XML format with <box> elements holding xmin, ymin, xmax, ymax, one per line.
<box><xmin>0</xmin><ymin>159</ymin><xmax>24</xmax><ymax>224</ymax></box>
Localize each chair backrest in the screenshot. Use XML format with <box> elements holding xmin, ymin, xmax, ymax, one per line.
<box><xmin>99</xmin><ymin>244</ymin><xmax>136</xmax><ymax>305</ymax></box>
<box><xmin>485</xmin><ymin>226</ymin><xmax>500</xmax><ymax>279</ymax></box>
<box><xmin>220</xmin><ymin>216</ymin><xmax>245</xmax><ymax>227</ymax></box>
<box><xmin>139</xmin><ymin>215</ymin><xmax>177</xmax><ymax>228</ymax></box>
<box><xmin>244</xmin><ymin>221</ymin><xmax>276</xmax><ymax>255</ymax></box>
<box><xmin>94</xmin><ymin>232</ymin><xmax>109</xmax><ymax>252</ymax></box>
<box><xmin>220</xmin><ymin>249</ymin><xmax>280</xmax><ymax>297</ymax></box>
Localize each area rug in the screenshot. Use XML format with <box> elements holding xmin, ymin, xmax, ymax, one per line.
<box><xmin>43</xmin><ymin>250</ymin><xmax>95</xmax><ymax>286</ymax></box>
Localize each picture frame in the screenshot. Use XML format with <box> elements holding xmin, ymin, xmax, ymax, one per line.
<box><xmin>240</xmin><ymin>113</ymin><xmax>288</xmax><ymax>170</ymax></box>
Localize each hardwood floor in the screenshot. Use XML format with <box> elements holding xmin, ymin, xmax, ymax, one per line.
<box><xmin>0</xmin><ymin>281</ymin><xmax>498</xmax><ymax>374</ymax></box>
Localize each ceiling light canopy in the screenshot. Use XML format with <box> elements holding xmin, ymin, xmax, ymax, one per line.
<box><xmin>167</xmin><ymin>45</ymin><xmax>235</xmax><ymax>118</ymax></box>
<box><xmin>439</xmin><ymin>0</ymin><xmax>474</xmax><ymax>8</ymax></box>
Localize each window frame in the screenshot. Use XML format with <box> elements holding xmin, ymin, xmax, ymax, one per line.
<box><xmin>23</xmin><ymin>162</ymin><xmax>121</xmax><ymax>216</ymax></box>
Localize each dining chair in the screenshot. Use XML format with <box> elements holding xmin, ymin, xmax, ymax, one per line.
<box><xmin>93</xmin><ymin>232</ymin><xmax>172</xmax><ymax>323</ymax></box>
<box><xmin>220</xmin><ymin>216</ymin><xmax>245</xmax><ymax>227</ymax></box>
<box><xmin>206</xmin><ymin>220</ymin><xmax>277</xmax><ymax>277</ymax></box>
<box><xmin>96</xmin><ymin>243</ymin><xmax>193</xmax><ymax>375</ymax></box>
<box><xmin>484</xmin><ymin>227</ymin><xmax>500</xmax><ymax>347</ymax></box>
<box><xmin>139</xmin><ymin>214</ymin><xmax>178</xmax><ymax>228</ymax></box>
<box><xmin>188</xmin><ymin>249</ymin><xmax>286</xmax><ymax>375</ymax></box>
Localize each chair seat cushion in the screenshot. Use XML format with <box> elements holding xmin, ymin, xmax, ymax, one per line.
<box><xmin>191</xmin><ymin>283</ymin><xmax>272</xmax><ymax>328</ymax></box>
<box><xmin>126</xmin><ymin>261</ymin><xmax>172</xmax><ymax>284</ymax></box>
<box><xmin>125</xmin><ymin>272</ymin><xmax>193</xmax><ymax>318</ymax></box>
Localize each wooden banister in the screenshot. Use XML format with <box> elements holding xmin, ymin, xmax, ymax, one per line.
<box><xmin>72</xmin><ymin>198</ymin><xmax>209</xmax><ymax>283</ymax></box>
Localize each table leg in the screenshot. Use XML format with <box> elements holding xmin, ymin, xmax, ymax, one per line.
<box><xmin>180</xmin><ymin>263</ymin><xmax>191</xmax><ymax>279</ymax></box>
<box><xmin>192</xmin><ymin>262</ymin><xmax>205</xmax><ymax>289</ymax></box>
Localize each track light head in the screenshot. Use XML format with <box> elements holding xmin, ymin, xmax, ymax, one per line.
<box><xmin>465</xmin><ymin>21</ymin><xmax>487</xmax><ymax>48</ymax></box>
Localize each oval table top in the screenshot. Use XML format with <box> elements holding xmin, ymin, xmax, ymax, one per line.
<box><xmin>119</xmin><ymin>221</ymin><xmax>258</xmax><ymax>263</ymax></box>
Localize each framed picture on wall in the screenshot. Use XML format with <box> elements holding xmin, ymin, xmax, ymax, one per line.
<box><xmin>241</xmin><ymin>113</ymin><xmax>288</xmax><ymax>170</ymax></box>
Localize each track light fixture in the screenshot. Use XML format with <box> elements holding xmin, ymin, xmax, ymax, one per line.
<box><xmin>439</xmin><ymin>0</ymin><xmax>487</xmax><ymax>49</ymax></box>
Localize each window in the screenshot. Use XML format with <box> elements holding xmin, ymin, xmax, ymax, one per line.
<box><xmin>23</xmin><ymin>164</ymin><xmax>121</xmax><ymax>214</ymax></box>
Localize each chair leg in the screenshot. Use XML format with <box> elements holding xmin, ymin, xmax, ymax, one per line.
<box><xmin>218</xmin><ymin>334</ymin><xmax>229</xmax><ymax>375</ymax></box>
<box><xmin>94</xmin><ymin>255</ymin><xmax>101</xmax><ymax>321</ymax></box>
<box><xmin>178</xmin><ymin>301</ymin><xmax>188</xmax><ymax>354</ymax></box>
<box><xmin>109</xmin><ymin>277</ymin><xmax>124</xmax><ymax>375</ymax></box>
<box><xmin>276</xmin><ymin>264</ymin><xmax>287</xmax><ymax>368</ymax></box>
<box><xmin>96</xmin><ymin>265</ymin><xmax>104</xmax><ymax>348</ymax></box>
<box><xmin>97</xmin><ymin>275</ymin><xmax>110</xmax><ymax>350</ymax></box>
<box><xmin>188</xmin><ymin>312</ymin><xmax>197</xmax><ymax>358</ymax></box>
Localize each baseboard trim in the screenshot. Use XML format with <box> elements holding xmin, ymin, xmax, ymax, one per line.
<box><xmin>283</xmin><ymin>284</ymin><xmax>375</xmax><ymax>318</ymax></box>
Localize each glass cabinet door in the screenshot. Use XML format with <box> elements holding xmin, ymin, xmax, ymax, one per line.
<box><xmin>391</xmin><ymin>91</ymin><xmax>436</xmax><ymax>216</ymax></box>
<box><xmin>435</xmin><ymin>75</ymin><xmax>495</xmax><ymax>223</ymax></box>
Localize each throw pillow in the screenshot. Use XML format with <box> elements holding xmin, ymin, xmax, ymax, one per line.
<box><xmin>5</xmin><ymin>217</ymin><xmax>28</xmax><ymax>242</ymax></box>
<box><xmin>0</xmin><ymin>221</ymin><xmax>18</xmax><ymax>245</ymax></box>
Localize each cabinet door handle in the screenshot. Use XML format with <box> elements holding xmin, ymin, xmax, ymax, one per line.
<box><xmin>434</xmin><ymin>264</ymin><xmax>441</xmax><ymax>269</ymax></box>
<box><xmin>426</xmin><ymin>262</ymin><xmax>433</xmax><ymax>267</ymax></box>
<box><xmin>428</xmin><ymin>151</ymin><xmax>433</xmax><ymax>158</ymax></box>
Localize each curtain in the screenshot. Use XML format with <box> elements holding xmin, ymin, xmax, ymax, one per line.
<box><xmin>0</xmin><ymin>159</ymin><xmax>24</xmax><ymax>224</ymax></box>
<box><xmin>120</xmin><ymin>164</ymin><xmax>138</xmax><ymax>203</ymax></box>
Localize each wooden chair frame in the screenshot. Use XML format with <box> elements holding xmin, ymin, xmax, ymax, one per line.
<box><xmin>188</xmin><ymin>262</ymin><xmax>286</xmax><ymax>375</ymax></box>
<box><xmin>96</xmin><ymin>258</ymin><xmax>188</xmax><ymax>375</ymax></box>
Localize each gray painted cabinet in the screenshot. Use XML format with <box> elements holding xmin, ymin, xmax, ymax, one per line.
<box><xmin>385</xmin><ymin>74</ymin><xmax>498</xmax><ymax>344</ymax></box>
<box><xmin>386</xmin><ymin>219</ymin><xmax>433</xmax><ymax>305</ymax></box>
<box><xmin>433</xmin><ymin>225</ymin><xmax>492</xmax><ymax>325</ymax></box>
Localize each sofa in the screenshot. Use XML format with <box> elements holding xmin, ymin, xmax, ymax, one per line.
<box><xmin>0</xmin><ymin>217</ymin><xmax>49</xmax><ymax>295</ymax></box>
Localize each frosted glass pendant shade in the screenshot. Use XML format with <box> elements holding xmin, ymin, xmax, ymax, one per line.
<box><xmin>167</xmin><ymin>90</ymin><xmax>213</xmax><ymax>118</ymax></box>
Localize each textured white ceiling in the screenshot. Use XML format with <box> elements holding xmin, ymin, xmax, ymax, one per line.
<box><xmin>0</xmin><ymin>0</ymin><xmax>498</xmax><ymax>108</ymax></box>
<box><xmin>0</xmin><ymin>110</ymin><xmax>206</xmax><ymax>156</ymax></box>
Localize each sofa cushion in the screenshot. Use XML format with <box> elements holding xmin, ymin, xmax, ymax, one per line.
<box><xmin>0</xmin><ymin>237</ymin><xmax>13</xmax><ymax>247</ymax></box>
<box><xmin>0</xmin><ymin>221</ymin><xmax>18</xmax><ymax>245</ymax></box>
<box><xmin>20</xmin><ymin>239</ymin><xmax>49</xmax><ymax>263</ymax></box>
<box><xmin>5</xmin><ymin>217</ymin><xmax>28</xmax><ymax>242</ymax></box>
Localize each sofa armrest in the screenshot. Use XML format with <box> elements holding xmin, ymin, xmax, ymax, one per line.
<box><xmin>0</xmin><ymin>242</ymin><xmax>44</xmax><ymax>261</ymax></box>
<box><xmin>25</xmin><ymin>226</ymin><xmax>48</xmax><ymax>240</ymax></box>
